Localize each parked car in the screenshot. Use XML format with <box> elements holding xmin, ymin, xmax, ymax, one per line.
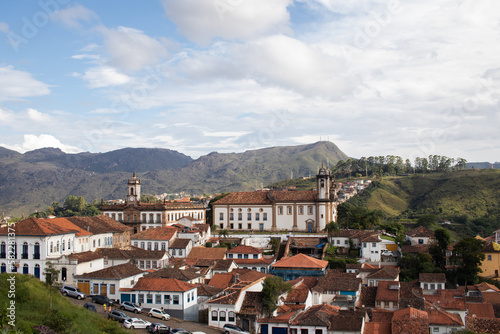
<box><xmin>83</xmin><ymin>303</ymin><xmax>97</xmax><ymax>312</ymax></box>
<box><xmin>148</xmin><ymin>307</ymin><xmax>171</xmax><ymax>320</ymax></box>
<box><xmin>171</xmin><ymin>329</ymin><xmax>191</xmax><ymax>334</ymax></box>
<box><xmin>60</xmin><ymin>285</ymin><xmax>86</xmax><ymax>300</ymax></box>
<box><xmin>147</xmin><ymin>323</ymin><xmax>171</xmax><ymax>334</ymax></box>
<box><xmin>123</xmin><ymin>318</ymin><xmax>151</xmax><ymax>329</ymax></box>
<box><xmin>108</xmin><ymin>310</ymin><xmax>132</xmax><ymax>323</ymax></box>
<box><xmin>90</xmin><ymin>294</ymin><xmax>115</xmax><ymax>306</ymax></box>
<box><xmin>120</xmin><ymin>301</ymin><xmax>142</xmax><ymax>313</ymax></box>
<box><xmin>222</xmin><ymin>324</ymin><xmax>250</xmax><ymax>334</ymax></box>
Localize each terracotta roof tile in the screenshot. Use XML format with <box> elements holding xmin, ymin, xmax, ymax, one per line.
<box><xmin>0</xmin><ymin>217</ymin><xmax>90</xmax><ymax>237</ymax></box>
<box><xmin>131</xmin><ymin>226</ymin><xmax>177</xmax><ymax>241</ymax></box>
<box><xmin>424</xmin><ymin>289</ymin><xmax>466</xmax><ymax>311</ymax></box>
<box><xmin>481</xmin><ymin>292</ymin><xmax>500</xmax><ymax>304</ymax></box>
<box><xmin>272</xmin><ymin>253</ymin><xmax>328</xmax><ymax>269</ymax></box>
<box><xmin>466</xmin><ymin>316</ymin><xmax>500</xmax><ymax>333</ymax></box>
<box><xmin>313</xmin><ymin>271</ymin><xmax>361</xmax><ymax>292</ymax></box>
<box><xmin>95</xmin><ymin>246</ymin><xmax>167</xmax><ymax>260</ymax></box>
<box><xmin>363</xmin><ymin>322</ymin><xmax>391</xmax><ymax>334</ymax></box>
<box><xmin>132</xmin><ymin>277</ymin><xmax>198</xmax><ymax>292</ymax></box>
<box><xmin>196</xmin><ymin>284</ymin><xmax>223</xmax><ymax>297</ymax></box>
<box><xmin>371</xmin><ymin>309</ymin><xmax>394</xmax><ymax>323</ymax></box>
<box><xmin>419</xmin><ymin>272</ymin><xmax>446</xmax><ymax>283</ymax></box>
<box><xmin>427</xmin><ymin>308</ymin><xmax>463</xmax><ymax>326</ymax></box>
<box><xmin>75</xmin><ymin>262</ymin><xmax>144</xmax><ymax>279</ymax></box>
<box><xmin>467</xmin><ymin>302</ymin><xmax>496</xmax><ymax>318</ymax></box>
<box><xmin>398</xmin><ymin>281</ymin><xmax>425</xmax><ymax>310</ymax></box>
<box><xmin>233</xmin><ymin>258</ymin><xmax>274</xmax><ymax>265</ymax></box>
<box><xmin>66</xmin><ymin>215</ymin><xmax>132</xmax><ymax>234</ymax></box>
<box><xmin>214</xmin><ymin>190</ymin><xmax>317</xmax><ymax>205</ymax></box>
<box><xmin>391</xmin><ymin>307</ymin><xmax>429</xmax><ymax>334</ymax></box>
<box><xmin>376</xmin><ymin>281</ymin><xmax>400</xmax><ymax>302</ymax></box>
<box><xmin>170</xmin><ymin>238</ymin><xmax>192</xmax><ymax>248</ymax></box>
<box><xmin>401</xmin><ymin>244</ymin><xmax>429</xmax><ymax>253</ymax></box>
<box><xmin>359</xmin><ymin>286</ymin><xmax>378</xmax><ymax>308</ymax></box>
<box><xmin>227</xmin><ymin>245</ymin><xmax>262</xmax><ymax>254</ymax></box>
<box><xmin>145</xmin><ymin>267</ymin><xmax>203</xmax><ymax>281</ymax></box>
<box><xmin>67</xmin><ymin>251</ymin><xmax>103</xmax><ymax>263</ymax></box>
<box><xmin>209</xmin><ymin>273</ymin><xmax>235</xmax><ymax>289</ymax></box>
<box><xmin>239</xmin><ymin>291</ymin><xmax>263</xmax><ymax>315</ymax></box>
<box><xmin>187</xmin><ymin>247</ymin><xmax>227</xmax><ymax>260</ymax></box>
<box><xmin>406</xmin><ymin>226</ymin><xmax>435</xmax><ymax>238</ymax></box>
<box><xmin>285</xmin><ymin>288</ymin><xmax>309</xmax><ymax>304</ymax></box>
<box><xmin>476</xmin><ymin>282</ymin><xmax>500</xmax><ymax>292</ymax></box>
<box><xmin>292</xmin><ymin>304</ymin><xmax>340</xmax><ymax>327</ymax></box>
<box><xmin>213</xmin><ymin>259</ymin><xmax>235</xmax><ymax>271</ymax></box>
<box><xmin>367</xmin><ymin>266</ymin><xmax>399</xmax><ymax>279</ymax></box>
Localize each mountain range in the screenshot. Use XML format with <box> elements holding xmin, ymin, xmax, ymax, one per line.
<box><xmin>0</xmin><ymin>141</ymin><xmax>349</xmax><ymax>216</ymax></box>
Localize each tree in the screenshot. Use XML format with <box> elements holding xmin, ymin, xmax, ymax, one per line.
<box><xmin>261</xmin><ymin>276</ymin><xmax>292</xmax><ymax>317</ymax></box>
<box><xmin>399</xmin><ymin>252</ymin><xmax>435</xmax><ymax>281</ymax></box>
<box><xmin>417</xmin><ymin>214</ymin><xmax>436</xmax><ymax>228</ymax></box>
<box><xmin>324</xmin><ymin>221</ymin><xmax>339</xmax><ymax>243</ymax></box>
<box><xmin>431</xmin><ymin>228</ymin><xmax>451</xmax><ymax>269</ymax></box>
<box><xmin>44</xmin><ymin>261</ymin><xmax>60</xmax><ymax>310</ymax></box>
<box><xmin>452</xmin><ymin>237</ymin><xmax>485</xmax><ymax>285</ymax></box>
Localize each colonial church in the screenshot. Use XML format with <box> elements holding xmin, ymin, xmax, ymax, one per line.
<box><xmin>212</xmin><ymin>167</ymin><xmax>338</xmax><ymax>233</ymax></box>
<box><xmin>100</xmin><ymin>173</ymin><xmax>205</xmax><ymax>233</ymax></box>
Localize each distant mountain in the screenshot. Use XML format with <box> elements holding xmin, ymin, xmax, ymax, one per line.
<box><xmin>0</xmin><ymin>147</ymin><xmax>20</xmax><ymax>158</ymax></box>
<box><xmin>466</xmin><ymin>162</ymin><xmax>500</xmax><ymax>169</ymax></box>
<box><xmin>0</xmin><ymin>141</ymin><xmax>349</xmax><ymax>216</ymax></box>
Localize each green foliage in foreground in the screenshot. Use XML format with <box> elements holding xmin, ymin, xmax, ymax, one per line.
<box><xmin>0</xmin><ymin>274</ymin><xmax>127</xmax><ymax>334</ymax></box>
<box><xmin>261</xmin><ymin>276</ymin><xmax>292</xmax><ymax>317</ymax></box>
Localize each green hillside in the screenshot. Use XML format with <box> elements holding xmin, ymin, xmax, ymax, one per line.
<box><xmin>0</xmin><ymin>273</ymin><xmax>126</xmax><ymax>333</ymax></box>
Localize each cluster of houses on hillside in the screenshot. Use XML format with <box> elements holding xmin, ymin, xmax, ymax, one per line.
<box><xmin>2</xmin><ymin>170</ymin><xmax>500</xmax><ymax>333</ymax></box>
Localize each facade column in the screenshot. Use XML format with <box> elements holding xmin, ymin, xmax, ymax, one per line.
<box><xmin>271</xmin><ymin>203</ymin><xmax>277</xmax><ymax>232</ymax></box>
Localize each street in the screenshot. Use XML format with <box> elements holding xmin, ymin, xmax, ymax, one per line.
<box><xmin>65</xmin><ymin>295</ymin><xmax>220</xmax><ymax>334</ymax></box>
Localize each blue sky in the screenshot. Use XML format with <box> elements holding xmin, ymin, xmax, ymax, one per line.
<box><xmin>0</xmin><ymin>0</ymin><xmax>499</xmax><ymax>161</ymax></box>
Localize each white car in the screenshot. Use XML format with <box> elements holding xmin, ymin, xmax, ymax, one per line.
<box><xmin>148</xmin><ymin>307</ymin><xmax>171</xmax><ymax>320</ymax></box>
<box><xmin>123</xmin><ymin>318</ymin><xmax>151</xmax><ymax>329</ymax></box>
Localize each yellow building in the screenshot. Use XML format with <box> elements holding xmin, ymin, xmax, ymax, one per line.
<box><xmin>478</xmin><ymin>236</ymin><xmax>500</xmax><ymax>280</ymax></box>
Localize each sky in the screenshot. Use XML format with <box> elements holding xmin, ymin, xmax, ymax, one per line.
<box><xmin>0</xmin><ymin>0</ymin><xmax>499</xmax><ymax>162</ymax></box>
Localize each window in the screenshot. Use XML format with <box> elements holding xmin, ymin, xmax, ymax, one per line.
<box><xmin>301</xmin><ymin>329</ymin><xmax>308</xmax><ymax>334</ymax></box>
<box><xmin>253</xmin><ymin>254</ymin><xmax>258</xmax><ymax>259</ymax></box>
<box><xmin>0</xmin><ymin>242</ymin><xmax>5</xmax><ymax>259</ymax></box>
<box><xmin>230</xmin><ymin>213</ymin><xmax>234</xmax><ymax>221</ymax></box>
<box><xmin>244</xmin><ymin>254</ymin><xmax>248</xmax><ymax>259</ymax></box>
<box><xmin>345</xmin><ymin>240</ymin><xmax>349</xmax><ymax>245</ymax></box>
<box><xmin>154</xmin><ymin>242</ymin><xmax>159</xmax><ymax>251</ymax></box>
<box><xmin>278</xmin><ymin>206</ymin><xmax>283</xmax><ymax>215</ymax></box>
<box><xmin>34</xmin><ymin>242</ymin><xmax>40</xmax><ymax>259</ymax></box>
<box><xmin>372</xmin><ymin>243</ymin><xmax>376</xmax><ymax>247</ymax></box>
<box><xmin>423</xmin><ymin>283</ymin><xmax>428</xmax><ymax>289</ymax></box>
<box><xmin>363</xmin><ymin>243</ymin><xmax>367</xmax><ymax>248</ymax></box>
<box><xmin>219</xmin><ymin>311</ymin><xmax>226</xmax><ymax>321</ymax></box>
<box><xmin>173</xmin><ymin>295</ymin><xmax>179</xmax><ymax>304</ymax></box>
<box><xmin>138</xmin><ymin>294</ymin><xmax>144</xmax><ymax>304</ymax></box>
<box><xmin>110</xmin><ymin>284</ymin><xmax>115</xmax><ymax>294</ymax></box>
<box><xmin>298</xmin><ymin>206</ymin><xmax>304</xmax><ymax>215</ymax></box>
<box><xmin>147</xmin><ymin>294</ymin><xmax>153</xmax><ymax>303</ymax></box>
<box><xmin>220</xmin><ymin>213</ymin><xmax>224</xmax><ymax>220</ymax></box>
<box><xmin>287</xmin><ymin>206</ymin><xmax>292</xmax><ymax>215</ymax></box>
<box><xmin>308</xmin><ymin>206</ymin><xmax>313</xmax><ymax>215</ymax></box>
<box><xmin>315</xmin><ymin>330</ymin><xmax>322</xmax><ymax>334</ymax></box>
<box><xmin>255</xmin><ymin>213</ymin><xmax>260</xmax><ymax>221</ymax></box>
<box><xmin>156</xmin><ymin>294</ymin><xmax>161</xmax><ymax>304</ymax></box>
<box><xmin>220</xmin><ymin>223</ymin><xmax>223</xmax><ymax>229</ymax></box>
<box><xmin>228</xmin><ymin>311</ymin><xmax>235</xmax><ymax>322</ymax></box>
<box><xmin>488</xmin><ymin>254</ymin><xmax>492</xmax><ymax>261</ymax></box>
<box><xmin>142</xmin><ymin>214</ymin><xmax>147</xmax><ymax>222</ymax></box>
<box><xmin>93</xmin><ymin>283</ymin><xmax>99</xmax><ymax>294</ymax></box>
<box><xmin>230</xmin><ymin>223</ymin><xmax>234</xmax><ymax>229</ymax></box>
<box><xmin>146</xmin><ymin>261</ymin><xmax>151</xmax><ymax>269</ymax></box>
<box><xmin>248</xmin><ymin>224</ymin><xmax>251</xmax><ymax>229</ymax></box>
<box><xmin>238</xmin><ymin>223</ymin><xmax>242</xmax><ymax>229</ymax></box>
<box><xmin>247</xmin><ymin>213</ymin><xmax>251</xmax><ymax>220</ymax></box>
<box><xmin>263</xmin><ymin>213</ymin><xmax>268</xmax><ymax>221</ymax></box>
<box><xmin>433</xmin><ymin>328</ymin><xmax>439</xmax><ymax>332</ymax></box>
<box><xmin>211</xmin><ymin>311</ymin><xmax>218</xmax><ymax>321</ymax></box>
<box><xmin>238</xmin><ymin>254</ymin><xmax>243</xmax><ymax>259</ymax></box>
<box><xmin>336</xmin><ymin>240</ymin><xmax>340</xmax><ymax>245</ymax></box>
<box><xmin>238</xmin><ymin>213</ymin><xmax>242</xmax><ymax>221</ymax></box>
<box><xmin>157</xmin><ymin>214</ymin><xmax>161</xmax><ymax>222</ymax></box>
<box><xmin>418</xmin><ymin>239</ymin><xmax>424</xmax><ymax>244</ymax></box>
<box><xmin>430</xmin><ymin>284</ymin><xmax>435</xmax><ymax>290</ymax></box>
<box><xmin>228</xmin><ymin>254</ymin><xmax>233</xmax><ymax>258</ymax></box>
<box><xmin>161</xmin><ymin>243</ymin><xmax>166</xmax><ymax>251</ymax></box>
<box><xmin>22</xmin><ymin>242</ymin><xmax>28</xmax><ymax>259</ymax></box>
<box><xmin>140</xmin><ymin>242</ymin><xmax>145</xmax><ymax>249</ymax></box>
<box><xmin>152</xmin><ymin>261</ymin><xmax>157</xmax><ymax>269</ymax></box>
<box><xmin>139</xmin><ymin>261</ymin><xmax>145</xmax><ymax>269</ymax></box>
<box><xmin>164</xmin><ymin>295</ymin><xmax>171</xmax><ymax>304</ymax></box>
<box><xmin>147</xmin><ymin>242</ymin><xmax>152</xmax><ymax>250</ymax></box>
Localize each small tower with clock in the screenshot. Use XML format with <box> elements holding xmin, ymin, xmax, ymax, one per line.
<box><xmin>127</xmin><ymin>172</ymin><xmax>141</xmax><ymax>204</ymax></box>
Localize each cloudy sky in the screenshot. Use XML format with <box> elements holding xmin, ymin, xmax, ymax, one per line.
<box><xmin>0</xmin><ymin>0</ymin><xmax>499</xmax><ymax>162</ymax></box>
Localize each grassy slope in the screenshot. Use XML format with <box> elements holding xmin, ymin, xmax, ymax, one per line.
<box><xmin>0</xmin><ymin>274</ymin><xmax>126</xmax><ymax>334</ymax></box>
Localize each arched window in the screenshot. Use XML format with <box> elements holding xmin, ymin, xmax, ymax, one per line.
<box><xmin>56</xmin><ymin>241</ymin><xmax>59</xmax><ymax>252</ymax></box>
<box><xmin>140</xmin><ymin>242</ymin><xmax>145</xmax><ymax>249</ymax></box>
<box><xmin>219</xmin><ymin>311</ymin><xmax>226</xmax><ymax>321</ymax></box>
<box><xmin>61</xmin><ymin>267</ymin><xmax>67</xmax><ymax>281</ymax></box>
<box><xmin>156</xmin><ymin>214</ymin><xmax>161</xmax><ymax>223</ymax></box>
<box><xmin>22</xmin><ymin>242</ymin><xmax>28</xmax><ymax>259</ymax></box>
<box><xmin>147</xmin><ymin>242</ymin><xmax>152</xmax><ymax>251</ymax></box>
<box><xmin>62</xmin><ymin>240</ymin><xmax>65</xmax><ymax>251</ymax></box>
<box><xmin>34</xmin><ymin>264</ymin><xmax>40</xmax><ymax>279</ymax></box>
<box><xmin>154</xmin><ymin>242</ymin><xmax>159</xmax><ymax>251</ymax></box>
<box><xmin>228</xmin><ymin>311</ymin><xmax>235</xmax><ymax>322</ymax></box>
<box><xmin>0</xmin><ymin>242</ymin><xmax>5</xmax><ymax>258</ymax></box>
<box><xmin>23</xmin><ymin>264</ymin><xmax>29</xmax><ymax>274</ymax></box>
<box><xmin>161</xmin><ymin>243</ymin><xmax>166</xmax><ymax>251</ymax></box>
<box><xmin>1</xmin><ymin>263</ymin><xmax>6</xmax><ymax>273</ymax></box>
<box><xmin>211</xmin><ymin>310</ymin><xmax>218</xmax><ymax>321</ymax></box>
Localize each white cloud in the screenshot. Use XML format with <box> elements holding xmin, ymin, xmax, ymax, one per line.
<box><xmin>2</xmin><ymin>134</ymin><xmax>81</xmax><ymax>153</ymax></box>
<box><xmin>51</xmin><ymin>5</ymin><xmax>98</xmax><ymax>29</ymax></box>
<box><xmin>82</xmin><ymin>67</ymin><xmax>131</xmax><ymax>88</ymax></box>
<box><xmin>27</xmin><ymin>108</ymin><xmax>51</xmax><ymax>122</ymax></box>
<box><xmin>100</xmin><ymin>26</ymin><xmax>168</xmax><ymax>72</ymax></box>
<box><xmin>0</xmin><ymin>66</ymin><xmax>50</xmax><ymax>101</ymax></box>
<box><xmin>0</xmin><ymin>22</ymin><xmax>9</xmax><ymax>33</ymax></box>
<box><xmin>162</xmin><ymin>0</ymin><xmax>292</xmax><ymax>45</ymax></box>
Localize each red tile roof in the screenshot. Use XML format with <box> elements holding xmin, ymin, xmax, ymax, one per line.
<box><xmin>391</xmin><ymin>307</ymin><xmax>429</xmax><ymax>334</ymax></box>
<box><xmin>367</xmin><ymin>266</ymin><xmax>399</xmax><ymax>280</ymax></box>
<box><xmin>419</xmin><ymin>272</ymin><xmax>446</xmax><ymax>283</ymax></box>
<box><xmin>467</xmin><ymin>302</ymin><xmax>496</xmax><ymax>318</ymax></box>
<box><xmin>0</xmin><ymin>217</ymin><xmax>90</xmax><ymax>237</ymax></box>
<box><xmin>132</xmin><ymin>277</ymin><xmax>197</xmax><ymax>292</ymax></box>
<box><xmin>427</xmin><ymin>308</ymin><xmax>463</xmax><ymax>326</ymax></box>
<box><xmin>272</xmin><ymin>253</ymin><xmax>328</xmax><ymax>269</ymax></box>
<box><xmin>214</xmin><ymin>189</ymin><xmax>317</xmax><ymax>205</ymax></box>
<box><xmin>363</xmin><ymin>322</ymin><xmax>391</xmax><ymax>334</ymax></box>
<box><xmin>209</xmin><ymin>273</ymin><xmax>235</xmax><ymax>289</ymax></box>
<box><xmin>424</xmin><ymin>289</ymin><xmax>466</xmax><ymax>311</ymax></box>
<box><xmin>75</xmin><ymin>262</ymin><xmax>144</xmax><ymax>279</ymax></box>
<box><xmin>66</xmin><ymin>215</ymin><xmax>132</xmax><ymax>234</ymax></box>
<box><xmin>466</xmin><ymin>316</ymin><xmax>500</xmax><ymax>333</ymax></box>
<box><xmin>406</xmin><ymin>226</ymin><xmax>435</xmax><ymax>238</ymax></box>
<box><xmin>67</xmin><ymin>251</ymin><xmax>103</xmax><ymax>263</ymax></box>
<box><xmin>227</xmin><ymin>245</ymin><xmax>262</xmax><ymax>254</ymax></box>
<box><xmin>187</xmin><ymin>247</ymin><xmax>227</xmax><ymax>259</ymax></box>
<box><xmin>376</xmin><ymin>281</ymin><xmax>400</xmax><ymax>302</ymax></box>
<box><xmin>131</xmin><ymin>226</ymin><xmax>177</xmax><ymax>240</ymax></box>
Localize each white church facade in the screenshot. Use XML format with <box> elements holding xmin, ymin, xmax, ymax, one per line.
<box><xmin>212</xmin><ymin>167</ymin><xmax>338</xmax><ymax>233</ymax></box>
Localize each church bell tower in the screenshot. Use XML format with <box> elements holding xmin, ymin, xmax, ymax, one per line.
<box><xmin>126</xmin><ymin>172</ymin><xmax>141</xmax><ymax>204</ymax></box>
<box><xmin>316</xmin><ymin>165</ymin><xmax>331</xmax><ymax>201</ymax></box>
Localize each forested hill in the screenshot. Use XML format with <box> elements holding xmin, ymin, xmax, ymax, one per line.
<box><xmin>0</xmin><ymin>141</ymin><xmax>348</xmax><ymax>216</ymax></box>
<box><xmin>348</xmin><ymin>169</ymin><xmax>500</xmax><ymax>237</ymax></box>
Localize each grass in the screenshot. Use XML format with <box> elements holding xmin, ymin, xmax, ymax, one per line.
<box><xmin>380</xmin><ymin>235</ymin><xmax>395</xmax><ymax>241</ymax></box>
<box><xmin>0</xmin><ymin>274</ymin><xmax>127</xmax><ymax>334</ymax></box>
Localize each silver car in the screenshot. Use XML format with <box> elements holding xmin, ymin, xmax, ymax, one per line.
<box><xmin>120</xmin><ymin>301</ymin><xmax>142</xmax><ymax>313</ymax></box>
<box><xmin>60</xmin><ymin>285</ymin><xmax>86</xmax><ymax>300</ymax></box>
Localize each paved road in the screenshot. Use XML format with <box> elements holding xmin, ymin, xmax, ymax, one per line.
<box><xmin>65</xmin><ymin>294</ymin><xmax>220</xmax><ymax>334</ymax></box>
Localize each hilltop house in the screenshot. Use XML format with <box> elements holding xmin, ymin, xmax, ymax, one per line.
<box><xmin>213</xmin><ymin>167</ymin><xmax>338</xmax><ymax>233</ymax></box>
